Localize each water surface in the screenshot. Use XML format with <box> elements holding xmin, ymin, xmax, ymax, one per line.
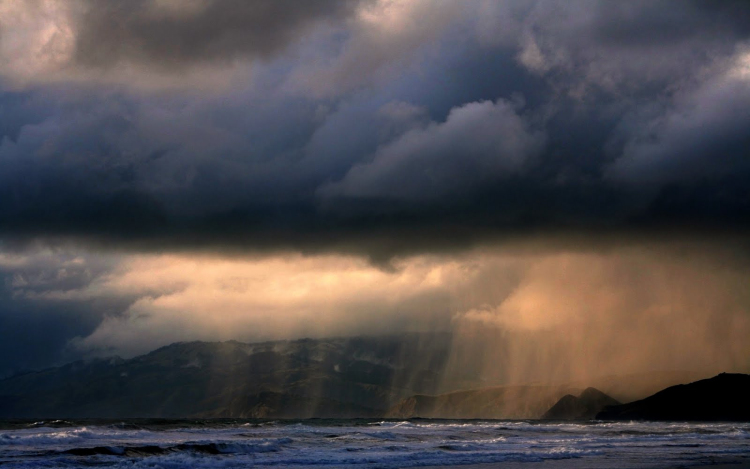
<box><xmin>1</xmin><ymin>419</ymin><xmax>749</xmax><ymax>468</ymax></box>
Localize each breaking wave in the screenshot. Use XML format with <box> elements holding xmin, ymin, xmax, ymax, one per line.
<box><xmin>0</xmin><ymin>420</ymin><xmax>748</xmax><ymax>468</ymax></box>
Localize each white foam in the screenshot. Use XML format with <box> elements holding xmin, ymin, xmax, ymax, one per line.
<box><xmin>0</xmin><ymin>420</ymin><xmax>749</xmax><ymax>468</ymax></box>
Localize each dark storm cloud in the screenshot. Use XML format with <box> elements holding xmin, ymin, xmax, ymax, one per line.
<box><xmin>0</xmin><ymin>249</ymin><xmax>134</xmax><ymax>377</ymax></box>
<box><xmin>608</xmin><ymin>66</ymin><xmax>750</xmax><ymax>184</ymax></box>
<box><xmin>500</xmin><ymin>0</ymin><xmax>750</xmax><ymax>90</ymax></box>
<box><xmin>1</xmin><ymin>0</ymin><xmax>750</xmax><ymax>376</ymax></box>
<box><xmin>71</xmin><ymin>0</ymin><xmax>366</xmax><ymax>70</ymax></box>
<box><xmin>0</xmin><ymin>0</ymin><xmax>748</xmax><ymax>261</ymax></box>
<box><xmin>320</xmin><ymin>99</ymin><xmax>546</xmax><ymax>201</ymax></box>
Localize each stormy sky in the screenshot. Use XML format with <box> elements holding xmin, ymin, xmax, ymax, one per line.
<box><xmin>0</xmin><ymin>0</ymin><xmax>749</xmax><ymax>380</ymax></box>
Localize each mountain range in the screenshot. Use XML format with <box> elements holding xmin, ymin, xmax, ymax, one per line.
<box><xmin>0</xmin><ymin>335</ymin><xmax>741</xmax><ymax>420</ymax></box>
<box><xmin>0</xmin><ymin>334</ymin><xmax>463</xmax><ymax>418</ymax></box>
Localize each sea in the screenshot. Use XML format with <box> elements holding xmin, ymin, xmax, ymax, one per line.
<box><xmin>0</xmin><ymin>419</ymin><xmax>749</xmax><ymax>468</ymax></box>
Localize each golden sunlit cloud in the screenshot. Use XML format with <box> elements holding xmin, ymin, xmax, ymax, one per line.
<box><xmin>8</xmin><ymin>244</ymin><xmax>744</xmax><ymax>384</ymax></box>
<box><xmin>59</xmin><ymin>252</ymin><xmax>487</xmax><ymax>356</ymax></box>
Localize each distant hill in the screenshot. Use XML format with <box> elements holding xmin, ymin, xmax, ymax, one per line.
<box><xmin>542</xmin><ymin>388</ymin><xmax>619</xmax><ymax>420</ymax></box>
<box><xmin>596</xmin><ymin>373</ymin><xmax>750</xmax><ymax>421</ymax></box>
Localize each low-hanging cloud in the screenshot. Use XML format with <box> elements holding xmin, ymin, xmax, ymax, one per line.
<box><xmin>3</xmin><ymin>243</ymin><xmax>749</xmax><ymax>384</ymax></box>
<box><xmin>0</xmin><ymin>247</ymin><xmax>134</xmax><ymax>377</ymax></box>
<box><xmin>3</xmin><ymin>0</ymin><xmax>750</xmax><ymax>392</ymax></box>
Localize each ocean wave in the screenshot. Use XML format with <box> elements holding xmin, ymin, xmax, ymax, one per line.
<box><xmin>1</xmin><ymin>420</ymin><xmax>749</xmax><ymax>468</ymax></box>
<box><xmin>60</xmin><ymin>437</ymin><xmax>294</xmax><ymax>457</ymax></box>
<box><xmin>0</xmin><ymin>428</ymin><xmax>99</xmax><ymax>446</ymax></box>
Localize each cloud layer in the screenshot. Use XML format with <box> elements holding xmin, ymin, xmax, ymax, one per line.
<box><xmin>0</xmin><ymin>0</ymin><xmax>748</xmax><ymax>259</ymax></box>
<box><xmin>3</xmin><ymin>244</ymin><xmax>749</xmax><ymax>382</ymax></box>
<box><xmin>1</xmin><ymin>0</ymin><xmax>750</xmax><ymax>375</ymax></box>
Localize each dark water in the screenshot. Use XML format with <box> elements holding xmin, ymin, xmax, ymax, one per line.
<box><xmin>1</xmin><ymin>419</ymin><xmax>749</xmax><ymax>468</ymax></box>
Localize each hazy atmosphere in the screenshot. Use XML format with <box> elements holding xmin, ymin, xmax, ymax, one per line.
<box><xmin>1</xmin><ymin>0</ymin><xmax>750</xmax><ymax>384</ymax></box>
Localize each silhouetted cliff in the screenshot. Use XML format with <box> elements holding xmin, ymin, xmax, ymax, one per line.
<box><xmin>596</xmin><ymin>373</ymin><xmax>750</xmax><ymax>421</ymax></box>
<box><xmin>542</xmin><ymin>387</ymin><xmax>620</xmax><ymax>420</ymax></box>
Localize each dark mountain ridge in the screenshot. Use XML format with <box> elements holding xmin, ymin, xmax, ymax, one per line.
<box><xmin>0</xmin><ymin>335</ymin><xmax>455</xmax><ymax>418</ymax></box>
<box><xmin>542</xmin><ymin>387</ymin><xmax>620</xmax><ymax>420</ymax></box>
<box><xmin>1</xmin><ymin>335</ymin><xmax>741</xmax><ymax>420</ymax></box>
<box><xmin>596</xmin><ymin>373</ymin><xmax>750</xmax><ymax>421</ymax></box>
